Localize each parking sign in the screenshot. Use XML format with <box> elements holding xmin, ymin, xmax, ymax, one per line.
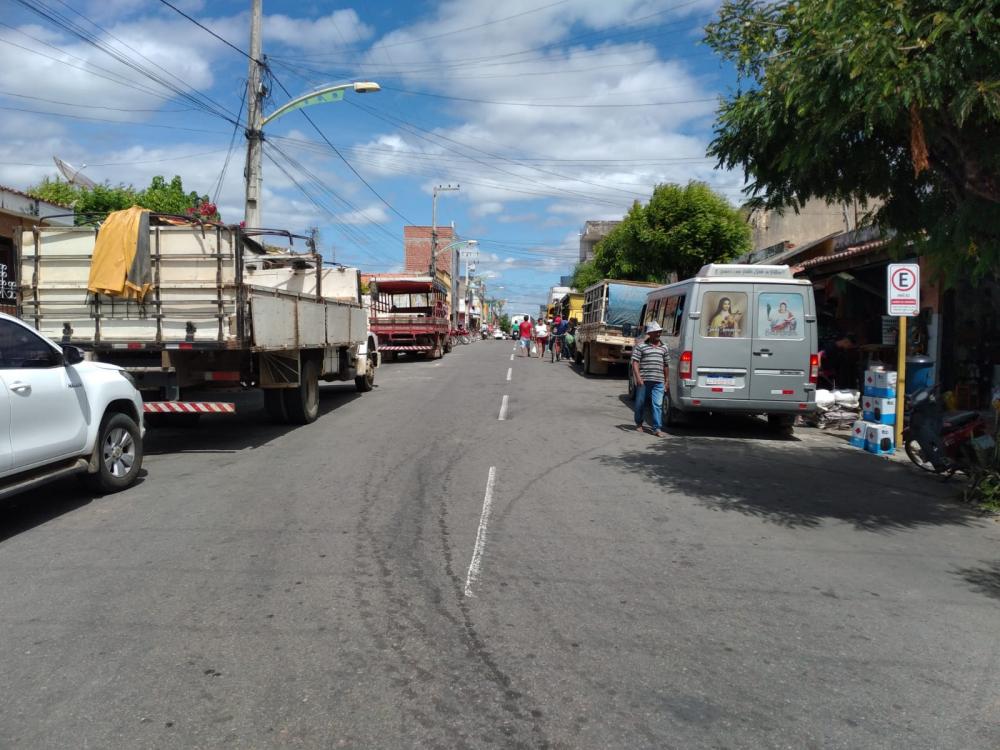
<box><xmin>887</xmin><ymin>263</ymin><xmax>920</xmax><ymax>316</ymax></box>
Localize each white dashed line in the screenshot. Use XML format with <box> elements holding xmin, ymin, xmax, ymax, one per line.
<box><xmin>464</xmin><ymin>466</ymin><xmax>497</xmax><ymax>597</ymax></box>
<box><xmin>506</xmin><ymin>367</ymin><xmax>512</xmax><ymax>382</ymax></box>
<box><xmin>498</xmin><ymin>394</ymin><xmax>509</xmax><ymax>421</ymax></box>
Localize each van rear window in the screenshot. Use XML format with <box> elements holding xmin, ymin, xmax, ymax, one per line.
<box><xmin>758</xmin><ymin>293</ymin><xmax>804</xmax><ymax>339</ymax></box>
<box><xmin>701</xmin><ymin>291</ymin><xmax>747</xmax><ymax>338</ymax></box>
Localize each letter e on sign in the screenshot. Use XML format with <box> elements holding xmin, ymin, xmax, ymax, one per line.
<box><xmin>887</xmin><ymin>263</ymin><xmax>920</xmax><ymax>317</ymax></box>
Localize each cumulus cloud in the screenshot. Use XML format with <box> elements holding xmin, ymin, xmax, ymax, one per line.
<box><xmin>264</xmin><ymin>10</ymin><xmax>373</xmax><ymax>53</ymax></box>
<box><xmin>337</xmin><ymin>205</ymin><xmax>390</xmax><ymax>225</ymax></box>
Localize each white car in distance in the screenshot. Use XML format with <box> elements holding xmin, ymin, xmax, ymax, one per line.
<box><xmin>0</xmin><ymin>313</ymin><xmax>145</xmax><ymax>500</ymax></box>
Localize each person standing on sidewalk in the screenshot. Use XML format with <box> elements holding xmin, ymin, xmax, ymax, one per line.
<box><xmin>631</xmin><ymin>321</ymin><xmax>670</xmax><ymax>437</ymax></box>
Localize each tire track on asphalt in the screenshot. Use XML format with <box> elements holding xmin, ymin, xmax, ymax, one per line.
<box><xmin>350</xmin><ymin>357</ymin><xmax>547</xmax><ymax>745</ymax></box>
<box><xmin>436</xmin><ymin>465</ymin><xmax>551</xmax><ymax>749</ymax></box>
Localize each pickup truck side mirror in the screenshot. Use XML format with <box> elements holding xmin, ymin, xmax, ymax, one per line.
<box><xmin>62</xmin><ymin>344</ymin><xmax>85</xmax><ymax>365</ymax></box>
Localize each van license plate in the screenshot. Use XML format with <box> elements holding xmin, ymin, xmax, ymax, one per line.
<box><xmin>706</xmin><ymin>374</ymin><xmax>736</xmax><ymax>386</ymax></box>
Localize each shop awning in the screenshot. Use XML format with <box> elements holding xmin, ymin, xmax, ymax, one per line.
<box><xmin>795</xmin><ymin>238</ymin><xmax>890</xmax><ymax>273</ymax></box>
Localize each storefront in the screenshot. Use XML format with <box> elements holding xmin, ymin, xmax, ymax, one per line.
<box><xmin>796</xmin><ymin>233</ymin><xmax>999</xmax><ymax>408</ymax></box>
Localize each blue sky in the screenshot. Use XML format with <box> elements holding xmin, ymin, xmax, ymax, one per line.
<box><xmin>0</xmin><ymin>0</ymin><xmax>741</xmax><ymax>311</ymax></box>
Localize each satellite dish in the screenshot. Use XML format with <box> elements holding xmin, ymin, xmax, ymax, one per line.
<box><xmin>53</xmin><ymin>156</ymin><xmax>96</xmax><ymax>189</ymax></box>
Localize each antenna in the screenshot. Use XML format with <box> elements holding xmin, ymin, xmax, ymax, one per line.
<box><xmin>53</xmin><ymin>157</ymin><xmax>96</xmax><ymax>189</ymax></box>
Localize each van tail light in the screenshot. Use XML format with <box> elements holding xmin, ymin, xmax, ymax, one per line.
<box><xmin>809</xmin><ymin>353</ymin><xmax>820</xmax><ymax>384</ymax></box>
<box><xmin>679</xmin><ymin>350</ymin><xmax>693</xmax><ymax>380</ymax></box>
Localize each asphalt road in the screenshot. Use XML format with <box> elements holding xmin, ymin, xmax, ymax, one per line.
<box><xmin>1</xmin><ymin>341</ymin><xmax>999</xmax><ymax>749</ymax></box>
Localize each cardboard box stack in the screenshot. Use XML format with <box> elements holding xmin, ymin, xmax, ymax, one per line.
<box><xmin>855</xmin><ymin>366</ymin><xmax>896</xmax><ymax>454</ymax></box>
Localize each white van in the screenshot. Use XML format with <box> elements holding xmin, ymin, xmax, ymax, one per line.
<box><xmin>631</xmin><ymin>264</ymin><xmax>819</xmax><ymax>430</ymax></box>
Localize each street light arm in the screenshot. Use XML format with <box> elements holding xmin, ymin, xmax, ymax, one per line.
<box><xmin>261</xmin><ymin>81</ymin><xmax>380</xmax><ymax>127</ymax></box>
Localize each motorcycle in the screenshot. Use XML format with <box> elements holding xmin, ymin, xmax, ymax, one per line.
<box><xmin>903</xmin><ymin>387</ymin><xmax>991</xmax><ymax>475</ymax></box>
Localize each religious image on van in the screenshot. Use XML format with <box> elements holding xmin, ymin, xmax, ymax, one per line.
<box><xmin>702</xmin><ymin>291</ymin><xmax>746</xmax><ymax>338</ymax></box>
<box><xmin>758</xmin><ymin>293</ymin><xmax>804</xmax><ymax>338</ymax></box>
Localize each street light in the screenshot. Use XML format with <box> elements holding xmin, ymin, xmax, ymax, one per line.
<box><xmin>244</xmin><ymin>76</ymin><xmax>381</xmax><ymax>227</ymax></box>
<box><xmin>261</xmin><ymin>81</ymin><xmax>381</xmax><ymax>127</ymax></box>
<box><xmin>431</xmin><ymin>239</ymin><xmax>478</xmax><ymax>328</ymax></box>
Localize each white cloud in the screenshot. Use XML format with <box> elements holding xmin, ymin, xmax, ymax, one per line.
<box><xmin>471</xmin><ymin>201</ymin><xmax>503</xmax><ymax>218</ymax></box>
<box><xmin>264</xmin><ymin>10</ymin><xmax>373</xmax><ymax>53</ymax></box>
<box><xmin>337</xmin><ymin>205</ymin><xmax>390</xmax><ymax>225</ymax></box>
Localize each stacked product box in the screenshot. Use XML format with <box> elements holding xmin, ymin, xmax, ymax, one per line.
<box><xmin>855</xmin><ymin>367</ymin><xmax>897</xmax><ymax>454</ymax></box>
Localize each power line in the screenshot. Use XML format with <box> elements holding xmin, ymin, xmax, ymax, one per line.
<box><xmin>266</xmin><ymin>69</ymin><xmax>416</xmax><ymax>225</ymax></box>
<box><xmin>0</xmin><ymin>90</ymin><xmax>195</xmax><ymax>113</ymax></box>
<box><xmin>377</xmin><ymin>85</ymin><xmax>717</xmax><ymax>108</ymax></box>
<box><xmin>155</xmin><ymin>0</ymin><xmax>261</xmax><ymax>63</ymax></box>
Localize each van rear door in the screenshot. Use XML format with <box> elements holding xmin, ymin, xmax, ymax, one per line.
<box><xmin>689</xmin><ymin>287</ymin><xmax>752</xmax><ymax>400</ymax></box>
<box><xmin>748</xmin><ymin>283</ymin><xmax>812</xmax><ymax>403</ymax></box>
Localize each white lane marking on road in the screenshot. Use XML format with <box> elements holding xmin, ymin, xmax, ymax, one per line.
<box><xmin>464</xmin><ymin>466</ymin><xmax>497</xmax><ymax>597</ymax></box>
<box><xmin>498</xmin><ymin>394</ymin><xmax>509</xmax><ymax>421</ymax></box>
<box><xmin>509</xmin><ymin>352</ymin><xmax>514</xmax><ymax>361</ymax></box>
<box><xmin>506</xmin><ymin>367</ymin><xmax>512</xmax><ymax>381</ymax></box>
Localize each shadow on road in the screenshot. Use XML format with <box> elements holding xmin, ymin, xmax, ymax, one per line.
<box><xmin>0</xmin><ymin>470</ymin><xmax>150</xmax><ymax>543</ymax></box>
<box><xmin>597</xmin><ymin>436</ymin><xmax>976</xmax><ymax>532</ymax></box>
<box><xmin>145</xmin><ymin>385</ymin><xmax>362</xmax><ymax>455</ymax></box>
<box><xmin>623</xmin><ymin>397</ymin><xmax>802</xmax><ymax>443</ymax></box>
<box><xmin>953</xmin><ymin>561</ymin><xmax>1000</xmax><ymax>601</ymax></box>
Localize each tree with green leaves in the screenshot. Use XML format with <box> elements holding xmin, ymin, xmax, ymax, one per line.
<box><xmin>28</xmin><ymin>175</ymin><xmax>220</xmax><ymax>223</ymax></box>
<box><xmin>705</xmin><ymin>0</ymin><xmax>1000</xmax><ymax>278</ymax></box>
<box><xmin>570</xmin><ymin>182</ymin><xmax>751</xmax><ymax>288</ymax></box>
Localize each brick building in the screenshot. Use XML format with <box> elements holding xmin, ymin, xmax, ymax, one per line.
<box><xmin>403</xmin><ymin>225</ymin><xmax>455</xmax><ymax>274</ymax></box>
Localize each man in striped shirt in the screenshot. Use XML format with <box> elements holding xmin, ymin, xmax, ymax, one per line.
<box><xmin>631</xmin><ymin>321</ymin><xmax>670</xmax><ymax>437</ymax></box>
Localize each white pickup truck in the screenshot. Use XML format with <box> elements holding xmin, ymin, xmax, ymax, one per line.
<box><xmin>0</xmin><ymin>312</ymin><xmax>144</xmax><ymax>499</ymax></box>
<box><xmin>18</xmin><ymin>220</ymin><xmax>378</xmax><ymax>425</ymax></box>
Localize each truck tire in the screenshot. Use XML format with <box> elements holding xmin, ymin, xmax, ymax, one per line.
<box><xmin>284</xmin><ymin>358</ymin><xmax>320</xmax><ymax>424</ymax></box>
<box><xmin>355</xmin><ymin>350</ymin><xmax>376</xmax><ymax>392</ymax></box>
<box><xmin>89</xmin><ymin>412</ymin><xmax>143</xmax><ymax>494</ymax></box>
<box><xmin>263</xmin><ymin>389</ymin><xmax>287</xmax><ymax>423</ymax></box>
<box><xmin>584</xmin><ymin>345</ymin><xmax>592</xmax><ymax>374</ymax></box>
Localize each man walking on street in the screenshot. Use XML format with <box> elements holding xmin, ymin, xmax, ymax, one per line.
<box><xmin>632</xmin><ymin>321</ymin><xmax>670</xmax><ymax>437</ymax></box>
<box><xmin>518</xmin><ymin>315</ymin><xmax>533</xmax><ymax>357</ymax></box>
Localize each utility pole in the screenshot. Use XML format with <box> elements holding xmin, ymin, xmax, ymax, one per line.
<box><xmin>244</xmin><ymin>0</ymin><xmax>264</xmax><ymax>228</ymax></box>
<box><xmin>430</xmin><ymin>184</ymin><xmax>459</xmax><ymax>324</ymax></box>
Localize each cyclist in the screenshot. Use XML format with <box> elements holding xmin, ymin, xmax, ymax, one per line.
<box><xmin>552</xmin><ymin>316</ymin><xmax>569</xmax><ymax>361</ymax></box>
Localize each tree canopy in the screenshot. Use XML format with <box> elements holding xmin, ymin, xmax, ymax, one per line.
<box><xmin>705</xmin><ymin>0</ymin><xmax>1000</xmax><ymax>278</ymax></box>
<box><xmin>570</xmin><ymin>182</ymin><xmax>751</xmax><ymax>288</ymax></box>
<box><xmin>28</xmin><ymin>175</ymin><xmax>220</xmax><ymax>223</ymax></box>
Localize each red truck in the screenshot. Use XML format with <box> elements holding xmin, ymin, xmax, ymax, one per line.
<box><xmin>369</xmin><ymin>275</ymin><xmax>451</xmax><ymax>360</ymax></box>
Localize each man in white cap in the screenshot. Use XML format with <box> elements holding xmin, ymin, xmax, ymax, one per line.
<box><xmin>631</xmin><ymin>321</ymin><xmax>670</xmax><ymax>436</ymax></box>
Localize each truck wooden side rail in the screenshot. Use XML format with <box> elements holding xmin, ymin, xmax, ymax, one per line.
<box><xmin>17</xmin><ymin>220</ymin><xmax>379</xmax><ymax>425</ymax></box>
<box><xmin>574</xmin><ymin>279</ymin><xmax>659</xmax><ymax>375</ymax></box>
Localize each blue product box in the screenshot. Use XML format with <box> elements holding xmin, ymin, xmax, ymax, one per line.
<box><xmin>865</xmin><ymin>424</ymin><xmax>895</xmax><ymax>455</ymax></box>
<box><xmin>849</xmin><ymin>420</ymin><xmax>869</xmax><ymax>449</ymax></box>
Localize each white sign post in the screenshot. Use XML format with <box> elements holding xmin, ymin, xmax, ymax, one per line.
<box><xmin>887</xmin><ymin>263</ymin><xmax>920</xmax><ymax>316</ymax></box>
<box><xmin>887</xmin><ymin>263</ymin><xmax>921</xmax><ymax>447</ymax></box>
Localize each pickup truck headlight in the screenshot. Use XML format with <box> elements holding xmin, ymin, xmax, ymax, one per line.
<box><xmin>118</xmin><ymin>370</ymin><xmax>138</xmax><ymax>390</ymax></box>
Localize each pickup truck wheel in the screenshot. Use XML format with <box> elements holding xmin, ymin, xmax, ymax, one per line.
<box><xmin>355</xmin><ymin>353</ymin><xmax>376</xmax><ymax>392</ymax></box>
<box><xmin>263</xmin><ymin>389</ymin><xmax>287</xmax><ymax>423</ymax></box>
<box><xmin>89</xmin><ymin>412</ymin><xmax>143</xmax><ymax>494</ymax></box>
<box><xmin>284</xmin><ymin>359</ymin><xmax>320</xmax><ymax>424</ymax></box>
